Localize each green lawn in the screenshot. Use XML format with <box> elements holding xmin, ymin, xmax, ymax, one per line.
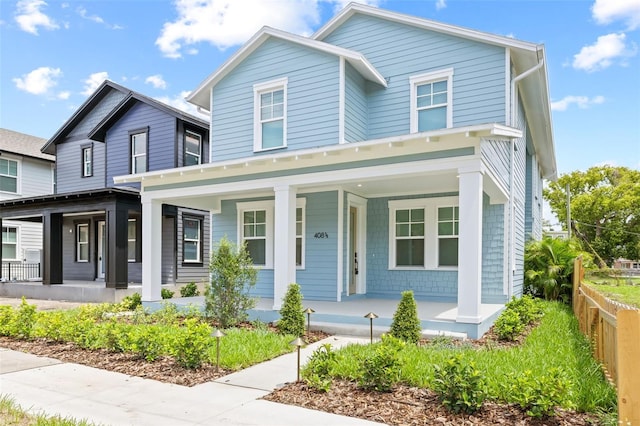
<box><xmin>585</xmin><ymin>275</ymin><xmax>640</xmax><ymax>308</ymax></box>
<box><xmin>0</xmin><ymin>395</ymin><xmax>97</xmax><ymax>426</ymax></box>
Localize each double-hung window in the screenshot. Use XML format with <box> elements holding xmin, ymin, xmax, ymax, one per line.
<box><xmin>2</xmin><ymin>226</ymin><xmax>18</xmax><ymax>260</ymax></box>
<box><xmin>254</xmin><ymin>78</ymin><xmax>287</xmax><ymax>151</ymax></box>
<box><xmin>242</xmin><ymin>209</ymin><xmax>267</xmax><ymax>266</ymax></box>
<box><xmin>437</xmin><ymin>206</ymin><xmax>459</xmax><ymax>267</ymax></box>
<box><xmin>183</xmin><ymin>216</ymin><xmax>202</xmax><ymax>263</ymax></box>
<box><xmin>0</xmin><ymin>158</ymin><xmax>18</xmax><ymax>193</ymax></box>
<box><xmin>410</xmin><ymin>69</ymin><xmax>453</xmax><ymax>133</ymax></box>
<box><xmin>76</xmin><ymin>223</ymin><xmax>89</xmax><ymax>262</ymax></box>
<box><xmin>184</xmin><ymin>131</ymin><xmax>201</xmax><ymax>166</ymax></box>
<box><xmin>82</xmin><ymin>145</ymin><xmax>93</xmax><ymax>177</ymax></box>
<box><xmin>130</xmin><ymin>130</ymin><xmax>148</xmax><ymax>173</ymax></box>
<box><xmin>127</xmin><ymin>219</ymin><xmax>136</xmax><ymax>262</ymax></box>
<box><xmin>296</xmin><ymin>206</ymin><xmax>304</xmax><ymax>267</ymax></box>
<box><xmin>393</xmin><ymin>208</ymin><xmax>425</xmax><ymax>267</ymax></box>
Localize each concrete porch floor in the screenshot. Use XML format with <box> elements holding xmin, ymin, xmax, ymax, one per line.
<box><xmin>0</xmin><ymin>280</ymin><xmax>149</xmax><ymax>303</ymax></box>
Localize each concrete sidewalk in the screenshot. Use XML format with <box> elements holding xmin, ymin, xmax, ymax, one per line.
<box><xmin>0</xmin><ymin>337</ymin><xmax>383</xmax><ymax>426</ymax></box>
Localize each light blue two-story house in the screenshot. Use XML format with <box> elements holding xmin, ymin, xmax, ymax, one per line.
<box><xmin>117</xmin><ymin>3</ymin><xmax>555</xmax><ymax>337</ymax></box>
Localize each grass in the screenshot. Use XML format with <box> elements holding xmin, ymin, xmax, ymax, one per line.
<box><xmin>584</xmin><ymin>275</ymin><xmax>640</xmax><ymax>308</ymax></box>
<box><xmin>326</xmin><ymin>301</ymin><xmax>617</xmax><ymax>414</ymax></box>
<box><xmin>0</xmin><ymin>395</ymin><xmax>97</xmax><ymax>426</ymax></box>
<box><xmin>210</xmin><ymin>327</ymin><xmax>295</xmax><ymax>369</ymax></box>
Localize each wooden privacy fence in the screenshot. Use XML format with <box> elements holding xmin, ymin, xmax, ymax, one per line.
<box><xmin>572</xmin><ymin>257</ymin><xmax>640</xmax><ymax>425</ymax></box>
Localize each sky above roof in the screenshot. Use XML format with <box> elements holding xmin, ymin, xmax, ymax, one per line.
<box><xmin>0</xmin><ymin>0</ymin><xmax>638</xmax><ymax>176</ymax></box>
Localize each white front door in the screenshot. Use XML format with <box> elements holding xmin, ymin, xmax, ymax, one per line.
<box><xmin>97</xmin><ymin>220</ymin><xmax>106</xmax><ymax>279</ymax></box>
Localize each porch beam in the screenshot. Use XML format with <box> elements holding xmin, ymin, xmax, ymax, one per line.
<box><xmin>457</xmin><ymin>168</ymin><xmax>483</xmax><ymax>323</ymax></box>
<box><xmin>141</xmin><ymin>197</ymin><xmax>162</xmax><ymax>301</ymax></box>
<box><xmin>273</xmin><ymin>185</ymin><xmax>297</xmax><ymax>310</ymax></box>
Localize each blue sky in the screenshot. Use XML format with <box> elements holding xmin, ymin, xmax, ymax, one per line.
<box><xmin>1</xmin><ymin>0</ymin><xmax>639</xmax><ymax>176</ymax></box>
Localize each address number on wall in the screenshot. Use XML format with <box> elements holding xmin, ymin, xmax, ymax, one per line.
<box><xmin>314</xmin><ymin>232</ymin><xmax>329</xmax><ymax>239</ymax></box>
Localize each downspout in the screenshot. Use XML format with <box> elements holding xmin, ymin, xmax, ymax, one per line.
<box><xmin>508</xmin><ymin>49</ymin><xmax>544</xmax><ymax>298</ymax></box>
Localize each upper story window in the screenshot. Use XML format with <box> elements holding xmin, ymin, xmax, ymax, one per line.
<box><xmin>82</xmin><ymin>145</ymin><xmax>93</xmax><ymax>177</ymax></box>
<box><xmin>409</xmin><ymin>68</ymin><xmax>453</xmax><ymax>133</ymax></box>
<box><xmin>2</xmin><ymin>226</ymin><xmax>18</xmax><ymax>260</ymax></box>
<box><xmin>0</xmin><ymin>158</ymin><xmax>18</xmax><ymax>193</ymax></box>
<box><xmin>76</xmin><ymin>223</ymin><xmax>89</xmax><ymax>262</ymax></box>
<box><xmin>130</xmin><ymin>129</ymin><xmax>148</xmax><ymax>174</ymax></box>
<box><xmin>183</xmin><ymin>216</ymin><xmax>202</xmax><ymax>264</ymax></box>
<box><xmin>254</xmin><ymin>78</ymin><xmax>287</xmax><ymax>152</ymax></box>
<box><xmin>184</xmin><ymin>131</ymin><xmax>202</xmax><ymax>166</ymax></box>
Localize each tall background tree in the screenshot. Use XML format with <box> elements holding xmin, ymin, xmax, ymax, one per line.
<box><xmin>544</xmin><ymin>166</ymin><xmax>640</xmax><ymax>266</ymax></box>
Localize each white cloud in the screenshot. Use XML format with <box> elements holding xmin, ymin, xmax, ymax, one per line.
<box><xmin>551</xmin><ymin>95</ymin><xmax>605</xmax><ymax>111</ymax></box>
<box><xmin>145</xmin><ymin>74</ymin><xmax>167</xmax><ymax>89</ymax></box>
<box><xmin>592</xmin><ymin>0</ymin><xmax>640</xmax><ymax>30</ymax></box>
<box><xmin>76</xmin><ymin>6</ymin><xmax>123</xmax><ymax>30</ymax></box>
<box><xmin>435</xmin><ymin>0</ymin><xmax>446</xmax><ymax>11</ymax></box>
<box><xmin>81</xmin><ymin>71</ymin><xmax>109</xmax><ymax>96</ymax></box>
<box><xmin>154</xmin><ymin>91</ymin><xmax>209</xmax><ymax>118</ymax></box>
<box><xmin>155</xmin><ymin>0</ymin><xmax>379</xmax><ymax>58</ymax></box>
<box><xmin>572</xmin><ymin>33</ymin><xmax>637</xmax><ymax>72</ymax></box>
<box><xmin>13</xmin><ymin>66</ymin><xmax>62</xmax><ymax>95</ymax></box>
<box><xmin>57</xmin><ymin>91</ymin><xmax>70</xmax><ymax>100</ymax></box>
<box><xmin>14</xmin><ymin>0</ymin><xmax>59</xmax><ymax>35</ymax></box>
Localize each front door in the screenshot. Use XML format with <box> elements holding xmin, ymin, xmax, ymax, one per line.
<box><xmin>349</xmin><ymin>206</ymin><xmax>357</xmax><ymax>295</ymax></box>
<box><xmin>97</xmin><ymin>220</ymin><xmax>106</xmax><ymax>279</ymax></box>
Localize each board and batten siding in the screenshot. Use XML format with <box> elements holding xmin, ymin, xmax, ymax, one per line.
<box><xmin>175</xmin><ymin>208</ymin><xmax>210</xmax><ymax>285</ymax></box>
<box><xmin>344</xmin><ymin>61</ymin><xmax>368</xmax><ymax>142</ymax></box>
<box><xmin>212</xmin><ymin>38</ymin><xmax>340</xmax><ymax>162</ymax></box>
<box><xmin>106</xmin><ymin>102</ymin><xmax>177</xmax><ymax>191</ymax></box>
<box><xmin>323</xmin><ymin>14</ymin><xmax>506</xmax><ymax>140</ymax></box>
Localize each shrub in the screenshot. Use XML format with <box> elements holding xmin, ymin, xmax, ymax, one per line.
<box><xmin>150</xmin><ymin>302</ymin><xmax>180</xmax><ymax>326</ymax></box>
<box><xmin>493</xmin><ymin>309</ymin><xmax>524</xmax><ymax>341</ymax></box>
<box><xmin>131</xmin><ymin>325</ymin><xmax>165</xmax><ymax>362</ymax></box>
<box><xmin>206</xmin><ymin>237</ymin><xmax>257</xmax><ymax>328</ymax></box>
<box><xmin>170</xmin><ymin>318</ymin><xmax>212</xmax><ymax>369</ymax></box>
<box><xmin>101</xmin><ymin>320</ymin><xmax>132</xmax><ymax>353</ymax></box>
<box><xmin>302</xmin><ymin>343</ymin><xmax>337</xmax><ymax>392</ymax></box>
<box><xmin>180</xmin><ymin>282</ymin><xmax>200</xmax><ymax>297</ymax></box>
<box><xmin>161</xmin><ymin>288</ymin><xmax>174</xmax><ymax>299</ymax></box>
<box><xmin>502</xmin><ymin>368</ymin><xmax>571</xmax><ymax>418</ymax></box>
<box><xmin>34</xmin><ymin>310</ymin><xmax>71</xmax><ymax>342</ymax></box>
<box><xmin>4</xmin><ymin>298</ymin><xmax>38</xmax><ymax>339</ymax></box>
<box><xmin>389</xmin><ymin>290</ymin><xmax>421</xmax><ymax>344</ymax></box>
<box><xmin>433</xmin><ymin>354</ymin><xmax>486</xmax><ymax>414</ymax></box>
<box><xmin>358</xmin><ymin>335</ymin><xmax>404</xmax><ymax>392</ymax></box>
<box><xmin>120</xmin><ymin>293</ymin><xmax>142</xmax><ymax>310</ymax></box>
<box><xmin>506</xmin><ymin>295</ymin><xmax>543</xmax><ymax>325</ymax></box>
<box><xmin>277</xmin><ymin>283</ymin><xmax>305</xmax><ymax>336</ymax></box>
<box><xmin>0</xmin><ymin>305</ymin><xmax>14</xmax><ymax>336</ymax></box>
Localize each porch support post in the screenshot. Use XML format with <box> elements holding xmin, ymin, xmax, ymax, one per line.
<box><xmin>106</xmin><ymin>202</ymin><xmax>128</xmax><ymax>289</ymax></box>
<box><xmin>42</xmin><ymin>211</ymin><xmax>63</xmax><ymax>285</ymax></box>
<box><xmin>141</xmin><ymin>197</ymin><xmax>162</xmax><ymax>301</ymax></box>
<box><xmin>0</xmin><ymin>217</ymin><xmax>3</xmax><ymax>281</ymax></box>
<box><xmin>273</xmin><ymin>184</ymin><xmax>296</xmax><ymax>310</ymax></box>
<box><xmin>457</xmin><ymin>167</ymin><xmax>483</xmax><ymax>323</ymax></box>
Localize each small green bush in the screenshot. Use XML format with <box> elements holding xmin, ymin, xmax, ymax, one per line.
<box><xmin>277</xmin><ymin>283</ymin><xmax>305</xmax><ymax>336</ymax></box>
<box><xmin>161</xmin><ymin>288</ymin><xmax>174</xmax><ymax>299</ymax></box>
<box><xmin>358</xmin><ymin>335</ymin><xmax>404</xmax><ymax>392</ymax></box>
<box><xmin>389</xmin><ymin>290</ymin><xmax>421</xmax><ymax>344</ymax></box>
<box><xmin>120</xmin><ymin>293</ymin><xmax>142</xmax><ymax>310</ymax></box>
<box><xmin>102</xmin><ymin>320</ymin><xmax>132</xmax><ymax>353</ymax></box>
<box><xmin>302</xmin><ymin>343</ymin><xmax>337</xmax><ymax>392</ymax></box>
<box><xmin>131</xmin><ymin>325</ymin><xmax>165</xmax><ymax>362</ymax></box>
<box><xmin>493</xmin><ymin>309</ymin><xmax>524</xmax><ymax>341</ymax></box>
<box><xmin>0</xmin><ymin>305</ymin><xmax>14</xmax><ymax>336</ymax></box>
<box><xmin>151</xmin><ymin>302</ymin><xmax>181</xmax><ymax>326</ymax></box>
<box><xmin>502</xmin><ymin>368</ymin><xmax>571</xmax><ymax>418</ymax></box>
<box><xmin>4</xmin><ymin>298</ymin><xmax>38</xmax><ymax>339</ymax></box>
<box><xmin>170</xmin><ymin>318</ymin><xmax>211</xmax><ymax>369</ymax></box>
<box><xmin>507</xmin><ymin>295</ymin><xmax>543</xmax><ymax>325</ymax></box>
<box><xmin>180</xmin><ymin>282</ymin><xmax>200</xmax><ymax>297</ymax></box>
<box><xmin>433</xmin><ymin>354</ymin><xmax>486</xmax><ymax>414</ymax></box>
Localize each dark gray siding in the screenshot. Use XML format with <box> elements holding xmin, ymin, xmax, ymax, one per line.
<box><xmin>162</xmin><ymin>216</ymin><xmax>176</xmax><ymax>283</ymax></box>
<box><xmin>56</xmin><ymin>140</ymin><xmax>106</xmax><ymax>193</ymax></box>
<box><xmin>62</xmin><ymin>216</ymin><xmax>97</xmax><ymax>281</ymax></box>
<box><xmin>176</xmin><ymin>208</ymin><xmax>210</xmax><ymax>285</ymax></box>
<box><xmin>177</xmin><ymin>121</ymin><xmax>209</xmax><ymax>167</ymax></box>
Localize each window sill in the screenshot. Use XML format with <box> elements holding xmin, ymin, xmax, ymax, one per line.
<box><xmin>389</xmin><ymin>266</ymin><xmax>458</xmax><ymax>271</ymax></box>
<box><xmin>253</xmin><ymin>145</ymin><xmax>286</xmax><ymax>153</ymax></box>
<box><xmin>181</xmin><ymin>262</ymin><xmax>204</xmax><ymax>267</ymax></box>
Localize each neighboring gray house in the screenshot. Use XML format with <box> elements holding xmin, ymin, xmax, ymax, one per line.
<box><xmin>119</xmin><ymin>4</ymin><xmax>556</xmax><ymax>338</ymax></box>
<box><xmin>0</xmin><ymin>128</ymin><xmax>55</xmax><ymax>281</ymax></box>
<box><xmin>0</xmin><ymin>81</ymin><xmax>210</xmax><ymax>289</ymax></box>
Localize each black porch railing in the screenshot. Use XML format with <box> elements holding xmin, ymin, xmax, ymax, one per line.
<box><xmin>1</xmin><ymin>262</ymin><xmax>41</xmax><ymax>281</ymax></box>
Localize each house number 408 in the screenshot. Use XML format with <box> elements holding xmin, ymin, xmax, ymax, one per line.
<box><xmin>314</xmin><ymin>232</ymin><xmax>329</xmax><ymax>239</ymax></box>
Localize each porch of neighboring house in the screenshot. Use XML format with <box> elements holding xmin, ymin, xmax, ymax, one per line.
<box><xmin>0</xmin><ymin>280</ymin><xmax>151</xmax><ymax>303</ymax></box>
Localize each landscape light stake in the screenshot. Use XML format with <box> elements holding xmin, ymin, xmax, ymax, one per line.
<box><xmin>303</xmin><ymin>307</ymin><xmax>315</xmax><ymax>336</ymax></box>
<box><xmin>211</xmin><ymin>329</ymin><xmax>225</xmax><ymax>372</ymax></box>
<box><xmin>290</xmin><ymin>337</ymin><xmax>306</xmax><ymax>382</ymax></box>
<box><xmin>364</xmin><ymin>312</ymin><xmax>378</xmax><ymax>344</ymax></box>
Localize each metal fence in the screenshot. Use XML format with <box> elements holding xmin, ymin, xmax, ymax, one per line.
<box><xmin>1</xmin><ymin>262</ymin><xmax>41</xmax><ymax>281</ymax></box>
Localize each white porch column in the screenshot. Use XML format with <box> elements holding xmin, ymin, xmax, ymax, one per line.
<box><xmin>273</xmin><ymin>184</ymin><xmax>297</xmax><ymax>310</ymax></box>
<box><xmin>457</xmin><ymin>168</ymin><xmax>483</xmax><ymax>323</ymax></box>
<box><xmin>141</xmin><ymin>197</ymin><xmax>162</xmax><ymax>301</ymax></box>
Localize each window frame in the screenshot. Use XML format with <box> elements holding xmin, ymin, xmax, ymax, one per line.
<box><xmin>409</xmin><ymin>68</ymin><xmax>454</xmax><ymax>133</ymax></box>
<box><xmin>129</xmin><ymin>128</ymin><xmax>149</xmax><ymax>174</ymax></box>
<box><xmin>183</xmin><ymin>130</ymin><xmax>202</xmax><ymax>166</ymax></box>
<box><xmin>238</xmin><ymin>200</ymin><xmax>274</xmax><ymax>268</ymax></box>
<box><xmin>253</xmin><ymin>77</ymin><xmax>288</xmax><ymax>152</ymax></box>
<box><xmin>127</xmin><ymin>218</ymin><xmax>137</xmax><ymax>263</ymax></box>
<box><xmin>182</xmin><ymin>215</ymin><xmax>203</xmax><ymax>265</ymax></box>
<box><xmin>81</xmin><ymin>143</ymin><xmax>93</xmax><ymax>177</ymax></box>
<box><xmin>296</xmin><ymin>198</ymin><xmax>306</xmax><ymax>269</ymax></box>
<box><xmin>388</xmin><ymin>196</ymin><xmax>459</xmax><ymax>270</ymax></box>
<box><xmin>1</xmin><ymin>226</ymin><xmax>19</xmax><ymax>261</ymax></box>
<box><xmin>437</xmin><ymin>205</ymin><xmax>459</xmax><ymax>267</ymax></box>
<box><xmin>0</xmin><ymin>156</ymin><xmax>20</xmax><ymax>194</ymax></box>
<box><xmin>76</xmin><ymin>223</ymin><xmax>89</xmax><ymax>263</ymax></box>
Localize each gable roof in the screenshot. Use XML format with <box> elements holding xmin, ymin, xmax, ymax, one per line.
<box><xmin>0</xmin><ymin>128</ymin><xmax>54</xmax><ymax>162</ymax></box>
<box><xmin>89</xmin><ymin>90</ymin><xmax>209</xmax><ymax>142</ymax></box>
<box><xmin>186</xmin><ymin>26</ymin><xmax>387</xmax><ymax>110</ymax></box>
<box><xmin>314</xmin><ymin>2</ymin><xmax>556</xmax><ymax>179</ymax></box>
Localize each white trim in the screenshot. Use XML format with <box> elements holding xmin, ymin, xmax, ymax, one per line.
<box><xmin>237</xmin><ymin>200</ymin><xmax>275</xmax><ymax>269</ymax></box>
<box><xmin>347</xmin><ymin>193</ymin><xmax>367</xmax><ymax>294</ymax></box>
<box><xmin>253</xmin><ymin>77</ymin><xmax>288</xmax><ymax>153</ymax></box>
<box><xmin>182</xmin><ymin>216</ymin><xmax>202</xmax><ymax>263</ymax></box>
<box><xmin>505</xmin><ymin>48</ymin><xmax>511</xmax><ymax>127</ymax></box>
<box><xmin>127</xmin><ymin>218</ymin><xmax>136</xmax><ymax>263</ymax></box>
<box><xmin>388</xmin><ymin>196</ymin><xmax>458</xmax><ymax>270</ymax></box>
<box><xmin>337</xmin><ymin>189</ymin><xmax>344</xmax><ymax>301</ymax></box>
<box><xmin>0</xmin><ymin>155</ymin><xmax>21</xmax><ymax>196</ymax></box>
<box><xmin>1</xmin><ymin>224</ymin><xmax>20</xmax><ymax>261</ymax></box>
<box><xmin>339</xmin><ymin>57</ymin><xmax>345</xmax><ymax>144</ymax></box>
<box><xmin>296</xmin><ymin>197</ymin><xmax>306</xmax><ymax>269</ymax></box>
<box><xmin>409</xmin><ymin>68</ymin><xmax>454</xmax><ymax>133</ymax></box>
<box><xmin>76</xmin><ymin>223</ymin><xmax>89</xmax><ymax>263</ymax></box>
<box><xmin>184</xmin><ymin>130</ymin><xmax>202</xmax><ymax>166</ymax></box>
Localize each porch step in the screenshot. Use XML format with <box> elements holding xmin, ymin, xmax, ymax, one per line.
<box><xmin>309</xmin><ymin>321</ymin><xmax>467</xmax><ymax>340</ymax></box>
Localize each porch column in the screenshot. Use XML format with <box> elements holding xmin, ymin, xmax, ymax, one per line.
<box><xmin>273</xmin><ymin>184</ymin><xmax>297</xmax><ymax>310</ymax></box>
<box><xmin>42</xmin><ymin>211</ymin><xmax>63</xmax><ymax>285</ymax></box>
<box><xmin>0</xmin><ymin>217</ymin><xmax>3</xmax><ymax>281</ymax></box>
<box><xmin>457</xmin><ymin>168</ymin><xmax>483</xmax><ymax>323</ymax></box>
<box><xmin>106</xmin><ymin>202</ymin><xmax>128</xmax><ymax>289</ymax></box>
<box><xmin>141</xmin><ymin>197</ymin><xmax>162</xmax><ymax>301</ymax></box>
